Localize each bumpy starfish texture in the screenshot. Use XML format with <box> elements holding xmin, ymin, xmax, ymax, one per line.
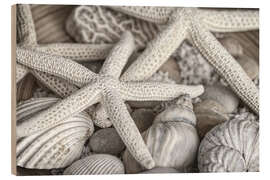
<box><xmin>16</xmin><ymin>32</ymin><xmax>204</xmax><ymax>169</ymax></box>
<box><xmin>112</xmin><ymin>7</ymin><xmax>259</xmax><ymax>114</ymax></box>
<box><xmin>66</xmin><ymin>6</ymin><xmax>161</xmax><ymax>49</ymax></box>
<box><xmin>16</xmin><ymin>4</ymin><xmax>112</xmax><ymax>85</ymax></box>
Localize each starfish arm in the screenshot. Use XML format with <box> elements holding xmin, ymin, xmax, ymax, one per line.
<box><xmin>99</xmin><ymin>32</ymin><xmax>135</xmax><ymax>78</ymax></box>
<box><xmin>108</xmin><ymin>6</ymin><xmax>173</xmax><ymax>24</ymax></box>
<box><xmin>121</xmin><ymin>8</ymin><xmax>189</xmax><ymax>82</ymax></box>
<box><xmin>16</xmin><ymin>4</ymin><xmax>37</xmax><ymax>46</ymax></box>
<box><xmin>16</xmin><ymin>47</ymin><xmax>97</xmax><ymax>86</ymax></box>
<box><xmin>16</xmin><ymin>64</ymin><xmax>29</xmax><ymax>83</ymax></box>
<box><xmin>198</xmin><ymin>9</ymin><xmax>259</xmax><ymax>32</ymax></box>
<box><xmin>31</xmin><ymin>70</ymin><xmax>79</xmax><ymax>98</ymax></box>
<box><xmin>17</xmin><ymin>82</ymin><xmax>101</xmax><ymax>138</ymax></box>
<box><xmin>189</xmin><ymin>18</ymin><xmax>259</xmax><ymax>114</ymax></box>
<box><xmin>103</xmin><ymin>89</ymin><xmax>155</xmax><ymax>169</ymax></box>
<box><xmin>35</xmin><ymin>43</ymin><xmax>113</xmax><ymax>61</ymax></box>
<box><xmin>120</xmin><ymin>82</ymin><xmax>204</xmax><ymax>101</ymax></box>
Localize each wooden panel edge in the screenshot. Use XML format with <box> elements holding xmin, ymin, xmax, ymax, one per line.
<box><xmin>11</xmin><ymin>4</ymin><xmax>17</xmax><ymax>176</ymax></box>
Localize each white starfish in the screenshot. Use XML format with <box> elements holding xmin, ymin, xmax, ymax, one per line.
<box><xmin>16</xmin><ymin>4</ymin><xmax>112</xmax><ymax>95</ymax></box>
<box><xmin>108</xmin><ymin>7</ymin><xmax>259</xmax><ymax>114</ymax></box>
<box><xmin>16</xmin><ymin>31</ymin><xmax>204</xmax><ymax>169</ymax></box>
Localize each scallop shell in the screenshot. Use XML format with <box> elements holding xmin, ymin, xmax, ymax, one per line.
<box><xmin>123</xmin><ymin>96</ymin><xmax>199</xmax><ymax>173</ymax></box>
<box><xmin>63</xmin><ymin>154</ymin><xmax>125</xmax><ymax>175</ymax></box>
<box><xmin>198</xmin><ymin>119</ymin><xmax>259</xmax><ymax>172</ymax></box>
<box><xmin>200</xmin><ymin>84</ymin><xmax>239</xmax><ymax>113</ymax></box>
<box><xmin>16</xmin><ymin>97</ymin><xmax>94</xmax><ymax>169</ymax></box>
<box><xmin>194</xmin><ymin>99</ymin><xmax>229</xmax><ymax>139</ymax></box>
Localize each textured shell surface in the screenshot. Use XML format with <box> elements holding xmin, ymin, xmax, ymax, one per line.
<box><xmin>16</xmin><ymin>98</ymin><xmax>94</xmax><ymax>169</ymax></box>
<box><xmin>194</xmin><ymin>99</ymin><xmax>229</xmax><ymax>139</ymax></box>
<box><xmin>123</xmin><ymin>96</ymin><xmax>199</xmax><ymax>173</ymax></box>
<box><xmin>200</xmin><ymin>84</ymin><xmax>239</xmax><ymax>113</ymax></box>
<box><xmin>63</xmin><ymin>154</ymin><xmax>125</xmax><ymax>175</ymax></box>
<box><xmin>66</xmin><ymin>5</ymin><xmax>160</xmax><ymax>49</ymax></box>
<box><xmin>198</xmin><ymin>118</ymin><xmax>259</xmax><ymax>172</ymax></box>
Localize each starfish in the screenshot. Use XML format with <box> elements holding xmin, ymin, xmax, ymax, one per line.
<box><xmin>16</xmin><ymin>4</ymin><xmax>112</xmax><ymax>97</ymax></box>
<box><xmin>16</xmin><ymin>31</ymin><xmax>204</xmax><ymax>169</ymax></box>
<box><xmin>105</xmin><ymin>7</ymin><xmax>259</xmax><ymax>114</ymax></box>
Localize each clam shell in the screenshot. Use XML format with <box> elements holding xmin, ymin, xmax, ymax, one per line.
<box><xmin>200</xmin><ymin>84</ymin><xmax>239</xmax><ymax>113</ymax></box>
<box><xmin>198</xmin><ymin>119</ymin><xmax>259</xmax><ymax>172</ymax></box>
<box><xmin>63</xmin><ymin>154</ymin><xmax>125</xmax><ymax>175</ymax></box>
<box><xmin>236</xmin><ymin>54</ymin><xmax>259</xmax><ymax>80</ymax></box>
<box><xmin>123</xmin><ymin>96</ymin><xmax>199</xmax><ymax>173</ymax></box>
<box><xmin>194</xmin><ymin>99</ymin><xmax>229</xmax><ymax>139</ymax></box>
<box><xmin>140</xmin><ymin>167</ymin><xmax>179</xmax><ymax>174</ymax></box>
<box><xmin>16</xmin><ymin>98</ymin><xmax>94</xmax><ymax>169</ymax></box>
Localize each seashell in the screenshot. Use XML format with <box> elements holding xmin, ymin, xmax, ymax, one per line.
<box><xmin>123</xmin><ymin>95</ymin><xmax>199</xmax><ymax>173</ymax></box>
<box><xmin>194</xmin><ymin>99</ymin><xmax>229</xmax><ymax>139</ymax></box>
<box><xmin>159</xmin><ymin>57</ymin><xmax>181</xmax><ymax>83</ymax></box>
<box><xmin>66</xmin><ymin>6</ymin><xmax>160</xmax><ymax>49</ymax></box>
<box><xmin>140</xmin><ymin>167</ymin><xmax>179</xmax><ymax>174</ymax></box>
<box><xmin>200</xmin><ymin>84</ymin><xmax>239</xmax><ymax>113</ymax></box>
<box><xmin>218</xmin><ymin>36</ymin><xmax>243</xmax><ymax>57</ymax></box>
<box><xmin>131</xmin><ymin>109</ymin><xmax>155</xmax><ymax>133</ymax></box>
<box><xmin>16</xmin><ymin>97</ymin><xmax>94</xmax><ymax>169</ymax></box>
<box><xmin>236</xmin><ymin>54</ymin><xmax>259</xmax><ymax>80</ymax></box>
<box><xmin>198</xmin><ymin>119</ymin><xmax>259</xmax><ymax>172</ymax></box>
<box><xmin>89</xmin><ymin>128</ymin><xmax>125</xmax><ymax>155</ymax></box>
<box><xmin>63</xmin><ymin>154</ymin><xmax>125</xmax><ymax>175</ymax></box>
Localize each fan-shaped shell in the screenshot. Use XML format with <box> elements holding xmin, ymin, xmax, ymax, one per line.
<box><xmin>63</xmin><ymin>154</ymin><xmax>125</xmax><ymax>175</ymax></box>
<box><xmin>123</xmin><ymin>96</ymin><xmax>199</xmax><ymax>173</ymax></box>
<box><xmin>16</xmin><ymin>97</ymin><xmax>94</xmax><ymax>169</ymax></box>
<box><xmin>198</xmin><ymin>118</ymin><xmax>259</xmax><ymax>172</ymax></box>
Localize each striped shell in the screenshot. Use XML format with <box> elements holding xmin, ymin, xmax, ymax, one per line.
<box><xmin>198</xmin><ymin>118</ymin><xmax>259</xmax><ymax>172</ymax></box>
<box><xmin>66</xmin><ymin>6</ymin><xmax>160</xmax><ymax>49</ymax></box>
<box><xmin>123</xmin><ymin>96</ymin><xmax>199</xmax><ymax>173</ymax></box>
<box><xmin>16</xmin><ymin>97</ymin><xmax>94</xmax><ymax>169</ymax></box>
<box><xmin>63</xmin><ymin>154</ymin><xmax>125</xmax><ymax>175</ymax></box>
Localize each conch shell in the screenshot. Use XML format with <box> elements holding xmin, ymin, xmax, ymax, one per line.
<box><xmin>123</xmin><ymin>95</ymin><xmax>199</xmax><ymax>173</ymax></box>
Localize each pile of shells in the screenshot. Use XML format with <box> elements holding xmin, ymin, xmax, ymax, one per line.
<box><xmin>15</xmin><ymin>4</ymin><xmax>259</xmax><ymax>176</ymax></box>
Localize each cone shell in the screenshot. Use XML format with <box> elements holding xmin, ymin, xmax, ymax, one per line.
<box><xmin>123</xmin><ymin>96</ymin><xmax>199</xmax><ymax>173</ymax></box>
<box><xmin>16</xmin><ymin>98</ymin><xmax>94</xmax><ymax>169</ymax></box>
<box><xmin>198</xmin><ymin>119</ymin><xmax>259</xmax><ymax>172</ymax></box>
<box><xmin>63</xmin><ymin>154</ymin><xmax>125</xmax><ymax>175</ymax></box>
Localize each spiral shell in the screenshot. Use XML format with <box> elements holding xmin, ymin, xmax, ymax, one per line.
<box><xmin>16</xmin><ymin>97</ymin><xmax>94</xmax><ymax>169</ymax></box>
<box><xmin>198</xmin><ymin>118</ymin><xmax>259</xmax><ymax>172</ymax></box>
<box><xmin>123</xmin><ymin>96</ymin><xmax>199</xmax><ymax>173</ymax></box>
<box><xmin>63</xmin><ymin>154</ymin><xmax>125</xmax><ymax>175</ymax></box>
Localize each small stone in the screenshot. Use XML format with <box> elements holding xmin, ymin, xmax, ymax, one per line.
<box><xmin>236</xmin><ymin>54</ymin><xmax>259</xmax><ymax>80</ymax></box>
<box><xmin>89</xmin><ymin>128</ymin><xmax>125</xmax><ymax>155</ymax></box>
<box><xmin>127</xmin><ymin>101</ymin><xmax>161</xmax><ymax>109</ymax></box>
<box><xmin>131</xmin><ymin>109</ymin><xmax>155</xmax><ymax>132</ymax></box>
<box><xmin>140</xmin><ymin>167</ymin><xmax>179</xmax><ymax>174</ymax></box>
<box><xmin>219</xmin><ymin>36</ymin><xmax>243</xmax><ymax>57</ymax></box>
<box><xmin>200</xmin><ymin>84</ymin><xmax>239</xmax><ymax>113</ymax></box>
<box><xmin>159</xmin><ymin>58</ymin><xmax>181</xmax><ymax>83</ymax></box>
<box><xmin>16</xmin><ymin>166</ymin><xmax>51</xmax><ymax>176</ymax></box>
<box><xmin>194</xmin><ymin>99</ymin><xmax>229</xmax><ymax>139</ymax></box>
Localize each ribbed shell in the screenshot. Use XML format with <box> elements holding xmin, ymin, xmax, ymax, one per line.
<box><xmin>63</xmin><ymin>154</ymin><xmax>125</xmax><ymax>175</ymax></box>
<box><xmin>66</xmin><ymin>6</ymin><xmax>160</xmax><ymax>49</ymax></box>
<box><xmin>198</xmin><ymin>118</ymin><xmax>259</xmax><ymax>172</ymax></box>
<box><xmin>123</xmin><ymin>96</ymin><xmax>199</xmax><ymax>173</ymax></box>
<box><xmin>16</xmin><ymin>98</ymin><xmax>94</xmax><ymax>169</ymax></box>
